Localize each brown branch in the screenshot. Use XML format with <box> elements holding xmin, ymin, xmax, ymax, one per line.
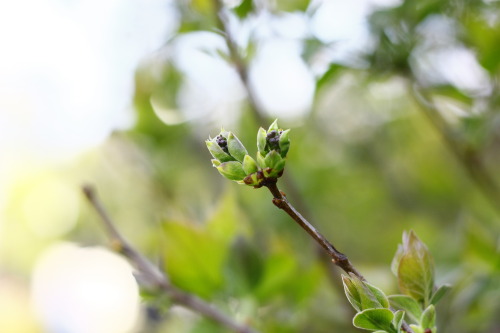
<box><xmin>264</xmin><ymin>181</ymin><xmax>364</xmax><ymax>279</ymax></box>
<box><xmin>264</xmin><ymin>181</ymin><xmax>415</xmax><ymax>333</ymax></box>
<box><xmin>82</xmin><ymin>185</ymin><xmax>258</xmax><ymax>333</ymax></box>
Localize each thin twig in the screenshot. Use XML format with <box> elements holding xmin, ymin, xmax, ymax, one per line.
<box><xmin>264</xmin><ymin>181</ymin><xmax>364</xmax><ymax>280</ymax></box>
<box><xmin>82</xmin><ymin>185</ymin><xmax>258</xmax><ymax>333</ymax></box>
<box><xmin>264</xmin><ymin>181</ymin><xmax>415</xmax><ymax>333</ymax></box>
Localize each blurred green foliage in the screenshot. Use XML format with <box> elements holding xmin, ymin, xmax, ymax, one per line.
<box><xmin>73</xmin><ymin>0</ymin><xmax>500</xmax><ymax>332</ymax></box>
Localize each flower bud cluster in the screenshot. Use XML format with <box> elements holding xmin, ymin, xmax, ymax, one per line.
<box><xmin>206</xmin><ymin>120</ymin><xmax>290</xmax><ymax>187</ymax></box>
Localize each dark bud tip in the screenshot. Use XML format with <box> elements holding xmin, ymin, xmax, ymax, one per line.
<box><xmin>266</xmin><ymin>130</ymin><xmax>281</xmax><ymax>151</ymax></box>
<box><xmin>267</xmin><ymin>130</ymin><xmax>278</xmax><ymax>139</ymax></box>
<box><xmin>216</xmin><ymin>135</ymin><xmax>229</xmax><ymax>153</ymax></box>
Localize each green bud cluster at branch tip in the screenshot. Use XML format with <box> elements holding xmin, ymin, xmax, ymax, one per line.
<box><xmin>206</xmin><ymin>120</ymin><xmax>290</xmax><ymax>187</ymax></box>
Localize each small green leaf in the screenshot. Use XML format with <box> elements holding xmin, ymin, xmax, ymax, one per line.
<box><xmin>388</xmin><ymin>295</ymin><xmax>422</xmax><ymax>324</ymax></box>
<box><xmin>242</xmin><ymin>155</ymin><xmax>258</xmax><ymax>175</ymax></box>
<box><xmin>420</xmin><ymin>305</ymin><xmax>436</xmax><ymax>329</ymax></box>
<box><xmin>430</xmin><ymin>284</ymin><xmax>451</xmax><ymax>305</ymax></box>
<box><xmin>264</xmin><ymin>150</ymin><xmax>283</xmax><ymax>171</ymax></box>
<box><xmin>216</xmin><ymin>161</ymin><xmax>247</xmax><ymax>181</ymax></box>
<box><xmin>353</xmin><ymin>308</ymin><xmax>394</xmax><ymax>331</ymax></box>
<box><xmin>392</xmin><ymin>310</ymin><xmax>405</xmax><ymax>333</ymax></box>
<box><xmin>206</xmin><ymin>140</ymin><xmax>235</xmax><ymax>162</ymax></box>
<box><xmin>227</xmin><ymin>132</ymin><xmax>248</xmax><ymax>162</ymax></box>
<box><xmin>278</xmin><ymin>129</ymin><xmax>291</xmax><ymax>158</ymax></box>
<box><xmin>257</xmin><ymin>127</ymin><xmax>267</xmax><ymax>153</ymax></box>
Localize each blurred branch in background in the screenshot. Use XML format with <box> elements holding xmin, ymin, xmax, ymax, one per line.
<box><xmin>410</xmin><ymin>83</ymin><xmax>500</xmax><ymax>215</ymax></box>
<box><xmin>82</xmin><ymin>185</ymin><xmax>258</xmax><ymax>333</ymax></box>
<box><xmin>213</xmin><ymin>0</ymin><xmax>266</xmax><ymax>125</ymax></box>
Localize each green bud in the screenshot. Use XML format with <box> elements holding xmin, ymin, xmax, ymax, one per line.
<box><xmin>256</xmin><ymin>119</ymin><xmax>291</xmax><ymax>160</ymax></box>
<box><xmin>342</xmin><ymin>274</ymin><xmax>389</xmax><ymax>312</ymax></box>
<box><xmin>392</xmin><ymin>231</ymin><xmax>435</xmax><ymax>307</ymax></box>
<box><xmin>278</xmin><ymin>129</ymin><xmax>290</xmax><ymax>158</ymax></box>
<box><xmin>242</xmin><ymin>155</ymin><xmax>258</xmax><ymax>175</ymax></box>
<box><xmin>206</xmin><ymin>139</ymin><xmax>235</xmax><ymax>163</ymax></box>
<box><xmin>257</xmin><ymin>127</ymin><xmax>267</xmax><ymax>154</ymax></box>
<box><xmin>207</xmin><ymin>130</ymin><xmax>248</xmax><ymax>164</ymax></box>
<box><xmin>264</xmin><ymin>150</ymin><xmax>282</xmax><ymax>171</ymax></box>
<box><xmin>216</xmin><ymin>161</ymin><xmax>247</xmax><ymax>181</ymax></box>
<box><xmin>243</xmin><ymin>171</ymin><xmax>264</xmax><ymax>187</ymax></box>
<box><xmin>207</xmin><ymin>120</ymin><xmax>291</xmax><ymax>185</ymax></box>
<box><xmin>420</xmin><ymin>305</ymin><xmax>436</xmax><ymax>330</ymax></box>
<box><xmin>227</xmin><ymin>132</ymin><xmax>248</xmax><ymax>162</ymax></box>
<box><xmin>268</xmin><ymin>119</ymin><xmax>279</xmax><ymax>131</ymax></box>
<box><xmin>256</xmin><ymin>152</ymin><xmax>266</xmax><ymax>169</ymax></box>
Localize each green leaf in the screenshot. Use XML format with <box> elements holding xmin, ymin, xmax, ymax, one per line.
<box><xmin>278</xmin><ymin>129</ymin><xmax>291</xmax><ymax>158</ymax></box>
<box><xmin>388</xmin><ymin>295</ymin><xmax>422</xmax><ymax>324</ymax></box>
<box><xmin>216</xmin><ymin>161</ymin><xmax>247</xmax><ymax>181</ymax></box>
<box><xmin>206</xmin><ymin>140</ymin><xmax>235</xmax><ymax>163</ymax></box>
<box><xmin>420</xmin><ymin>305</ymin><xmax>435</xmax><ymax>329</ymax></box>
<box><xmin>242</xmin><ymin>155</ymin><xmax>258</xmax><ymax>175</ymax></box>
<box><xmin>254</xmin><ymin>253</ymin><xmax>297</xmax><ymax>301</ymax></box>
<box><xmin>227</xmin><ymin>132</ymin><xmax>248</xmax><ymax>162</ymax></box>
<box><xmin>257</xmin><ymin>127</ymin><xmax>267</xmax><ymax>153</ymax></box>
<box><xmin>393</xmin><ymin>310</ymin><xmax>405</xmax><ymax>333</ymax></box>
<box><xmin>206</xmin><ymin>188</ymin><xmax>242</xmax><ymax>242</ymax></box>
<box><xmin>396</xmin><ymin>231</ymin><xmax>435</xmax><ymax>306</ymax></box>
<box><xmin>163</xmin><ymin>221</ymin><xmax>227</xmax><ymax>298</ymax></box>
<box><xmin>233</xmin><ymin>0</ymin><xmax>253</xmax><ymax>19</ymax></box>
<box><xmin>353</xmin><ymin>308</ymin><xmax>394</xmax><ymax>331</ymax></box>
<box><xmin>225</xmin><ymin>237</ymin><xmax>264</xmax><ymax>293</ymax></box>
<box><xmin>430</xmin><ymin>284</ymin><xmax>451</xmax><ymax>305</ymax></box>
